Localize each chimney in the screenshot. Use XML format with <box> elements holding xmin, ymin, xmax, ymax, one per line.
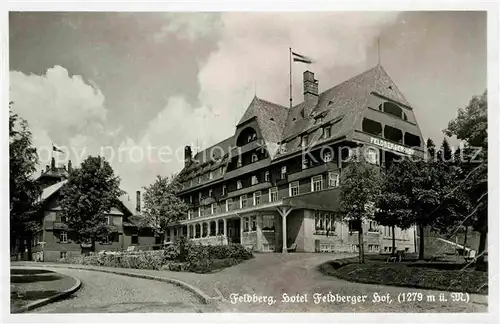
<box><xmin>50</xmin><ymin>157</ymin><xmax>56</xmax><ymax>171</ymax></box>
<box><xmin>303</xmin><ymin>70</ymin><xmax>319</xmax><ymax>116</ymax></box>
<box><xmin>184</xmin><ymin>145</ymin><xmax>192</xmax><ymax>167</ymax></box>
<box><xmin>136</xmin><ymin>190</ymin><xmax>141</xmax><ymax>213</ymax></box>
<box><xmin>45</xmin><ymin>165</ymin><xmax>50</xmax><ymax>172</ymax></box>
<box><xmin>67</xmin><ymin>160</ymin><xmax>72</xmax><ymax>173</ymax></box>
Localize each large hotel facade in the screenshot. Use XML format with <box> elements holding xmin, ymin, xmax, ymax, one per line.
<box><xmin>167</xmin><ymin>65</ymin><xmax>423</xmax><ymax>253</ymax></box>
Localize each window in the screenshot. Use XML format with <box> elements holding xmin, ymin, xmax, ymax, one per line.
<box><xmin>328</xmin><ymin>172</ymin><xmax>339</xmax><ymax>187</ymax></box>
<box><xmin>289</xmin><ymin>181</ymin><xmax>299</xmax><ymax>196</ymax></box>
<box><xmin>362</xmin><ymin>118</ymin><xmax>383</xmax><ymax>136</ymax></box>
<box><xmin>210</xmin><ymin>221</ymin><xmax>216</xmax><ymax>236</ymax></box>
<box><xmin>209</xmin><ymin>171</ymin><xmax>214</xmax><ymax>180</ymax></box>
<box><xmin>348</xmin><ymin>220</ymin><xmax>361</xmax><ymax>233</ymax></box>
<box><xmin>314</xmin><ymin>212</ymin><xmax>336</xmax><ymax>233</ymax></box>
<box><xmin>202</xmin><ymin>223</ymin><xmax>208</xmax><ymax>237</ymax></box>
<box><xmin>323</xmin><ymin>151</ymin><xmax>332</xmax><ymax>163</ymax></box>
<box><xmin>222</xmin><ymin>185</ymin><xmax>227</xmax><ymax>196</ymax></box>
<box><xmin>60</xmin><ymin>231</ymin><xmax>68</xmax><ymax>243</ymax></box>
<box><xmin>253</xmin><ymin>191</ymin><xmax>262</xmax><ymax>205</ymax></box>
<box><xmin>102</xmin><ymin>234</ymin><xmax>110</xmax><ymax>244</ymax></box>
<box><xmin>311</xmin><ymin>175</ymin><xmax>323</xmax><ymax>192</ymax></box>
<box><xmin>197</xmin><ymin>207</ymin><xmax>201</xmax><ymax>217</ymax></box>
<box><xmin>366</xmin><ymin>147</ymin><xmax>380</xmax><ymax>165</ymax></box>
<box><xmin>240</xmin><ymin>195</ymin><xmax>248</xmax><ymax>209</ymax></box>
<box><xmin>209</xmin><ymin>188</ymin><xmax>213</xmax><ymax>197</ymax></box>
<box><xmin>60</xmin><ymin>252</ymin><xmax>67</xmax><ymax>259</ymax></box>
<box><xmin>368</xmin><ymin>244</ymin><xmax>379</xmax><ymax>252</ymax></box>
<box><xmin>237</xmin><ymin>156</ymin><xmax>242</xmax><ymax>168</ymax></box>
<box><xmin>281</xmin><ymin>166</ymin><xmax>287</xmax><ymax>179</ymax></box>
<box><xmin>243</xmin><ymin>217</ymin><xmax>250</xmax><ymax>232</ymax></box>
<box><xmin>226</xmin><ymin>198</ymin><xmax>233</xmax><ymax>212</ymax></box>
<box><xmin>198</xmin><ymin>176</ymin><xmax>201</xmax><ymax>184</ymax></box>
<box><xmin>198</xmin><ymin>192</ymin><xmax>202</xmax><ymax>201</ymax></box>
<box><xmin>219</xmin><ymin>167</ymin><xmax>224</xmax><ymax>176</ymax></box>
<box><xmin>265</xmin><ymin>171</ymin><xmax>270</xmax><ymax>182</ymax></box>
<box><xmin>195</xmin><ymin>224</ymin><xmax>201</xmax><ymax>238</ymax></box>
<box><xmin>250</xmin><ymin>216</ymin><xmax>257</xmax><ymax>231</ymax></box>
<box><xmin>381</xmin><ymin>102</ymin><xmax>403</xmax><ymax>119</ymax></box>
<box><xmin>269</xmin><ymin>187</ymin><xmax>278</xmax><ymax>202</ymax></box>
<box><xmin>262</xmin><ymin>215</ymin><xmax>275</xmax><ymax>231</ymax></box>
<box><xmin>251</xmin><ymin>175</ymin><xmax>258</xmax><ymax>185</ymax></box>
<box><xmin>61</xmin><ymin>215</ymin><xmax>67</xmax><ymax>223</ymax></box>
<box><xmin>404</xmin><ymin>132</ymin><xmax>421</xmax><ymax>147</ymax></box>
<box><xmin>190</xmin><ymin>195</ymin><xmax>193</xmax><ymax>203</ymax></box>
<box><xmin>237</xmin><ymin>180</ymin><xmax>242</xmax><ymax>189</ymax></box>
<box><xmin>131</xmin><ymin>234</ymin><xmax>139</xmax><ymax>245</ymax></box>
<box><xmin>323</xmin><ymin>126</ymin><xmax>331</xmax><ymax>138</ymax></box>
<box><xmin>251</xmin><ymin>153</ymin><xmax>258</xmax><ymax>163</ymax></box>
<box><xmin>106</xmin><ymin>216</ymin><xmax>112</xmax><ymax>225</ymax></box>
<box><xmin>211</xmin><ymin>203</ymin><xmax>216</xmax><ymax>215</ymax></box>
<box><xmin>384</xmin><ymin>125</ymin><xmax>403</xmax><ymax>143</ymax></box>
<box><xmin>200</xmin><ymin>207</ymin><xmax>205</xmax><ymax>217</ymax></box>
<box><xmin>188</xmin><ymin>209</ymin><xmax>192</xmax><ymax>219</ymax></box>
<box><xmin>301</xmin><ymin>135</ymin><xmax>309</xmax><ymax>147</ymax></box>
<box><xmin>368</xmin><ymin>221</ymin><xmax>378</xmax><ymax>232</ymax></box>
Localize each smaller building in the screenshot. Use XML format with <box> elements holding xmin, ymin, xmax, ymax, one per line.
<box><xmin>30</xmin><ymin>159</ymin><xmax>157</xmax><ymax>262</ymax></box>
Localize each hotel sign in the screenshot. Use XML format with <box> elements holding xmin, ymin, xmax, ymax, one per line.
<box><xmin>370</xmin><ymin>137</ymin><xmax>415</xmax><ymax>156</ymax></box>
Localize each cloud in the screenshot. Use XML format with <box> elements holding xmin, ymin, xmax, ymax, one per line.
<box><xmin>10</xmin><ymin>65</ymin><xmax>111</xmax><ymax>168</ymax></box>
<box><xmin>153</xmin><ymin>13</ymin><xmax>222</xmax><ymax>43</ymax></box>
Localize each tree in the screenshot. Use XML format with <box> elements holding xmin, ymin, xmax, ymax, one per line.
<box><xmin>9</xmin><ymin>103</ymin><xmax>42</xmax><ymax>258</ymax></box>
<box><xmin>338</xmin><ymin>157</ymin><xmax>382</xmax><ymax>263</ymax></box>
<box><xmin>375</xmin><ymin>167</ymin><xmax>409</xmax><ymax>256</ymax></box>
<box><xmin>444</xmin><ymin>90</ymin><xmax>487</xmax><ymax>265</ymax></box>
<box><xmin>59</xmin><ymin>156</ymin><xmax>124</xmax><ymax>252</ymax></box>
<box><xmin>379</xmin><ymin>150</ymin><xmax>443</xmax><ymax>260</ymax></box>
<box><xmin>142</xmin><ymin>175</ymin><xmax>188</xmax><ymax>243</ymax></box>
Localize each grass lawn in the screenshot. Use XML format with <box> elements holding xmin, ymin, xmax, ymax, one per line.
<box><xmin>319</xmin><ymin>254</ymin><xmax>488</xmax><ymax>295</ymax></box>
<box><xmin>10</xmin><ymin>268</ymin><xmax>78</xmax><ymax>313</ymax></box>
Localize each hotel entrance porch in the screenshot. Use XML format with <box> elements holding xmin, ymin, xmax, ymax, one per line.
<box><xmin>167</xmin><ymin>201</ymin><xmax>293</xmax><ymax>252</ymax></box>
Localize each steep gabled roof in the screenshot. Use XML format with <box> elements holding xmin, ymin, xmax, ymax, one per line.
<box><xmin>238</xmin><ymin>96</ymin><xmax>288</xmax><ymax>146</ymax></box>
<box><xmin>276</xmin><ymin>65</ymin><xmax>412</xmax><ymax>159</ymax></box>
<box><xmin>39</xmin><ymin>180</ymin><xmax>67</xmax><ymax>202</ymax></box>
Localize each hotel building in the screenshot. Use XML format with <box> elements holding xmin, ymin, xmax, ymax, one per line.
<box><xmin>168</xmin><ymin>65</ymin><xmax>423</xmax><ymax>253</ymax></box>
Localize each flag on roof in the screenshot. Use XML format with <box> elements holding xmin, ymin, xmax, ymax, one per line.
<box><xmin>52</xmin><ymin>144</ymin><xmax>64</xmax><ymax>153</ymax></box>
<box><xmin>292</xmin><ymin>51</ymin><xmax>314</xmax><ymax>64</ymax></box>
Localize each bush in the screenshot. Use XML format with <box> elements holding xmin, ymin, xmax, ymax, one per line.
<box><xmin>62</xmin><ymin>243</ymin><xmax>253</xmax><ymax>273</ymax></box>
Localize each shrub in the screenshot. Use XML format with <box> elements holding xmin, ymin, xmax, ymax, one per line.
<box><xmin>62</xmin><ymin>243</ymin><xmax>253</xmax><ymax>273</ymax></box>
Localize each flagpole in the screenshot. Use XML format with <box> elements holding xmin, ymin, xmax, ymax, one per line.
<box><xmin>289</xmin><ymin>47</ymin><xmax>292</xmax><ymax>109</ymax></box>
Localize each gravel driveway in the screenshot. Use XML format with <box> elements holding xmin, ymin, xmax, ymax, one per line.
<box><xmin>31</xmin><ymin>268</ymin><xmax>217</xmax><ymax>313</ymax></box>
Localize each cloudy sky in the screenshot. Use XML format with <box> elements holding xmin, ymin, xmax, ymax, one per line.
<box><xmin>9</xmin><ymin>11</ymin><xmax>486</xmax><ymax>197</ymax></box>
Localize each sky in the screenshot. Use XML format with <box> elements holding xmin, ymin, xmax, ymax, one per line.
<box><xmin>9</xmin><ymin>11</ymin><xmax>487</xmax><ymax>197</ymax></box>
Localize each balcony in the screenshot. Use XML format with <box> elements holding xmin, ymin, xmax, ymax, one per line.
<box><xmin>224</xmin><ymin>159</ymin><xmax>270</xmax><ymax>181</ymax></box>
<box><xmin>287</xmin><ymin>163</ymin><xmax>338</xmax><ymax>183</ymax></box>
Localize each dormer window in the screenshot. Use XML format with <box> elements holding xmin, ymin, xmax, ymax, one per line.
<box><xmin>251</xmin><ymin>153</ymin><xmax>258</xmax><ymax>163</ymax></box>
<box><xmin>209</xmin><ymin>171</ymin><xmax>214</xmax><ymax>180</ymax></box>
<box><xmin>237</xmin><ymin>180</ymin><xmax>242</xmax><ymax>190</ymax></box>
<box><xmin>251</xmin><ymin>175</ymin><xmax>258</xmax><ymax>185</ymax></box>
<box><xmin>208</xmin><ymin>188</ymin><xmax>213</xmax><ymax>197</ymax></box>
<box><xmin>265</xmin><ymin>171</ymin><xmax>270</xmax><ymax>182</ymax></box>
